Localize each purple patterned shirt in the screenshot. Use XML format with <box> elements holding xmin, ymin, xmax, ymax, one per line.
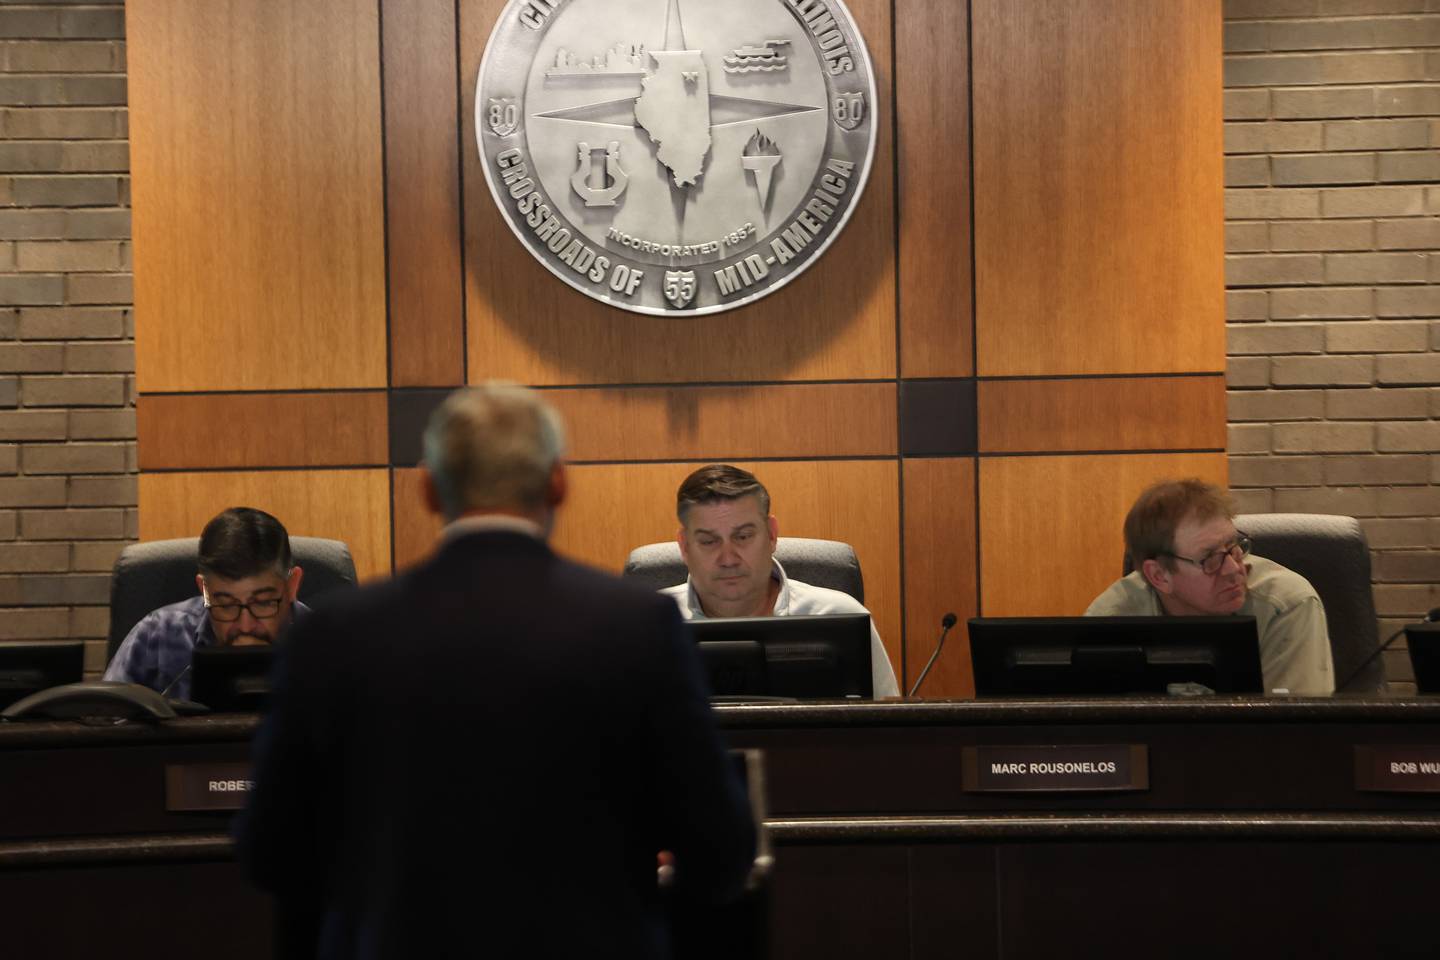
<box><xmin>103</xmin><ymin>595</ymin><xmax>309</xmax><ymax>700</ymax></box>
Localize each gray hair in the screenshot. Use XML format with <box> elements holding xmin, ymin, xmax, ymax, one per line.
<box><xmin>421</xmin><ymin>383</ymin><xmax>567</xmax><ymax>521</ymax></box>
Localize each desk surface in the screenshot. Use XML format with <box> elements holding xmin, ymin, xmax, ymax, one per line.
<box><xmin>6</xmin><ymin>697</ymin><xmax>1440</xmax><ymax>837</ymax></box>
<box><xmin>7</xmin><ymin>697</ymin><xmax>1440</xmax><ymax>960</ymax></box>
<box><xmin>5</xmin><ymin>695</ymin><xmax>1440</xmax><ymax>747</ymax></box>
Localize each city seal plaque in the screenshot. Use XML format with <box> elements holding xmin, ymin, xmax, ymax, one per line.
<box><xmin>477</xmin><ymin>0</ymin><xmax>878</xmax><ymax>316</ymax></box>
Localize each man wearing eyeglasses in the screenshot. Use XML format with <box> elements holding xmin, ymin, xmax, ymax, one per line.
<box><xmin>1085</xmin><ymin>478</ymin><xmax>1334</xmax><ymax>695</ymax></box>
<box><xmin>104</xmin><ymin>507</ymin><xmax>306</xmax><ymax>699</ymax></box>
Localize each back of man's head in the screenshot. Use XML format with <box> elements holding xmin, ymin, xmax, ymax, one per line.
<box><xmin>199</xmin><ymin>507</ymin><xmax>292</xmax><ymax>580</ymax></box>
<box><xmin>676</xmin><ymin>463</ymin><xmax>771</xmax><ymax>523</ymax></box>
<box><xmin>422</xmin><ymin>383</ymin><xmax>567</xmax><ymax>521</ymax></box>
<box><xmin>1124</xmin><ymin>478</ymin><xmax>1236</xmax><ymax>571</ymax></box>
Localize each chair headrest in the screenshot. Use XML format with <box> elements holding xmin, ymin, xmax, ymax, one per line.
<box><xmin>623</xmin><ymin>537</ymin><xmax>864</xmax><ymax>604</ymax></box>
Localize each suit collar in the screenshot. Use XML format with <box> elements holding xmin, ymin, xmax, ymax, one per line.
<box><xmin>436</xmin><ymin>526</ymin><xmax>552</xmax><ymax>564</ymax></box>
<box><xmin>443</xmin><ymin>514</ymin><xmax>546</xmax><ymax>540</ymax></box>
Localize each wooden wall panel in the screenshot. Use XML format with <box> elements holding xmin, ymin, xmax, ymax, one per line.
<box><xmin>138</xmin><ymin>470</ymin><xmax>393</xmax><ymax>581</ymax></box>
<box><xmin>128</xmin><ymin>0</ymin><xmax>388</xmax><ymax>392</ymax></box>
<box><xmin>392</xmin><ymin>466</ymin><xmax>444</xmax><ymax>570</ymax></box>
<box><xmin>383</xmin><ymin>0</ymin><xmax>466</xmax><ymax>387</ymax></box>
<box><xmin>545</xmin><ymin>384</ymin><xmax>898</xmax><ymax>462</ymax></box>
<box><xmin>978</xmin><ymin>376</ymin><xmax>1226</xmax><ymax>454</ymax></box>
<box><xmin>547</xmin><ymin>464</ymin><xmax>694</xmax><ymax>571</ymax></box>
<box><xmin>137</xmin><ymin>393</ymin><xmax>389</xmax><ymax>470</ymax></box>
<box><xmin>126</xmin><ymin>0</ymin><xmax>1229</xmax><ymax>697</ymax></box>
<box><xmin>902</xmin><ymin>458</ymin><xmax>978</xmax><ymax>699</ymax></box>
<box><xmin>972</xmin><ymin>0</ymin><xmax>1223</xmax><ymax>377</ymax></box>
<box><xmin>458</xmin><ymin>0</ymin><xmax>896</xmax><ymax>385</ymax></box>
<box><xmin>979</xmin><ymin>453</ymin><xmax>1228</xmax><ymax>618</ymax></box>
<box><xmin>896</xmin><ymin>0</ymin><xmax>972</xmax><ymax>378</ymax></box>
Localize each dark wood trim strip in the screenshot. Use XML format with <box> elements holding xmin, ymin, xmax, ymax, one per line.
<box><xmin>0</xmin><ymin>715</ymin><xmax>260</xmax><ymax>749</ymax></box>
<box><xmin>768</xmin><ymin>814</ymin><xmax>1440</xmax><ymax>843</ymax></box>
<box><xmin>899</xmin><ymin>379</ymin><xmax>977</xmax><ymax>456</ymax></box>
<box><xmin>389</xmin><ymin>388</ymin><xmax>453</xmax><ymax>465</ymax></box>
<box><xmin>0</xmin><ymin>833</ymin><xmax>234</xmax><ymax>869</ymax></box>
<box><xmin>132</xmin><ymin>371</ymin><xmax>1220</xmax><ymax>399</ymax></box>
<box><xmin>711</xmin><ymin>698</ymin><xmax>1440</xmax><ymax>728</ymax></box>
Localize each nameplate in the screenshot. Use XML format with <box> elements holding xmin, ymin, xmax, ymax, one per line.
<box><xmin>164</xmin><ymin>762</ymin><xmax>254</xmax><ymax>811</ymax></box>
<box><xmin>962</xmin><ymin>744</ymin><xmax>1148</xmax><ymax>793</ymax></box>
<box><xmin>1354</xmin><ymin>745</ymin><xmax>1440</xmax><ymax>793</ymax></box>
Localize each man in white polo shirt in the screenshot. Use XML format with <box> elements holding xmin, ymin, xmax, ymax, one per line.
<box><xmin>663</xmin><ymin>463</ymin><xmax>900</xmax><ymax>697</ymax></box>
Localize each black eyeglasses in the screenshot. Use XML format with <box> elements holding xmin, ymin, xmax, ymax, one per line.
<box><xmin>203</xmin><ymin>590</ymin><xmax>284</xmax><ymax>622</ymax></box>
<box><xmin>1163</xmin><ymin>534</ymin><xmax>1252</xmax><ymax>576</ymax></box>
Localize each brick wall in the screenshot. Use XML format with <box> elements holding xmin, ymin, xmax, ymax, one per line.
<box><xmin>1224</xmin><ymin>0</ymin><xmax>1440</xmax><ymax>692</ymax></box>
<box><xmin>0</xmin><ymin>1</ymin><xmax>133</xmax><ymax>676</ymax></box>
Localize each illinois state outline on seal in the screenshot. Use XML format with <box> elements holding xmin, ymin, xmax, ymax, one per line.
<box><xmin>477</xmin><ymin>0</ymin><xmax>878</xmax><ymax>316</ymax></box>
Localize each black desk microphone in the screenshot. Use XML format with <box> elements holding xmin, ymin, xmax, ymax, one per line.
<box><xmin>908</xmin><ymin>612</ymin><xmax>957</xmax><ymax>698</ymax></box>
<box><xmin>159</xmin><ymin>664</ymin><xmax>192</xmax><ymax>699</ymax></box>
<box><xmin>1335</xmin><ymin>607</ymin><xmax>1440</xmax><ymax>692</ymax></box>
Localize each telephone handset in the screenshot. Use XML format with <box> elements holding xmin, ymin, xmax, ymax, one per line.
<box><xmin>0</xmin><ymin>680</ymin><xmax>206</xmax><ymax>723</ymax></box>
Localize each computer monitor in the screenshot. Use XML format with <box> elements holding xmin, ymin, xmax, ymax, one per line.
<box><xmin>1406</xmin><ymin>622</ymin><xmax>1440</xmax><ymax>694</ymax></box>
<box><xmin>0</xmin><ymin>641</ymin><xmax>85</xmax><ymax>710</ymax></box>
<box><xmin>968</xmin><ymin>616</ymin><xmax>1264</xmax><ymax>697</ymax></box>
<box><xmin>685</xmin><ymin>614</ymin><xmax>873</xmax><ymax>699</ymax></box>
<box><xmin>190</xmin><ymin>645</ymin><xmax>275</xmax><ymax>711</ymax></box>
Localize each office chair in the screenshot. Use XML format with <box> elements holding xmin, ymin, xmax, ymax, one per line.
<box><xmin>1236</xmin><ymin>513</ymin><xmax>1384</xmax><ymax>694</ymax></box>
<box><xmin>623</xmin><ymin>537</ymin><xmax>864</xmax><ymax>604</ymax></box>
<box><xmin>106</xmin><ymin>536</ymin><xmax>359</xmax><ymax>664</ymax></box>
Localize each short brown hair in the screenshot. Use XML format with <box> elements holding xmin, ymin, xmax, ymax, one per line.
<box><xmin>1124</xmin><ymin>478</ymin><xmax>1235</xmax><ymax>571</ymax></box>
<box><xmin>676</xmin><ymin>464</ymin><xmax>770</xmax><ymax>522</ymax></box>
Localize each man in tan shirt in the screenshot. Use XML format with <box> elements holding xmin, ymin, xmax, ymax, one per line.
<box><xmin>1085</xmin><ymin>478</ymin><xmax>1334</xmax><ymax>696</ymax></box>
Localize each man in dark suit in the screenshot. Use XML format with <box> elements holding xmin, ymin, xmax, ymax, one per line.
<box><xmin>235</xmin><ymin>383</ymin><xmax>756</xmax><ymax>959</ymax></box>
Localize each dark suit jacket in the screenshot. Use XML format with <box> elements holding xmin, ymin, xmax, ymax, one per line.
<box><xmin>235</xmin><ymin>529</ymin><xmax>756</xmax><ymax>959</ymax></box>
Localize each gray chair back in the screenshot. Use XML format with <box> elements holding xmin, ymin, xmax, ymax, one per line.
<box><xmin>1235</xmin><ymin>513</ymin><xmax>1383</xmax><ymax>694</ymax></box>
<box><xmin>106</xmin><ymin>536</ymin><xmax>358</xmax><ymax>663</ymax></box>
<box><xmin>623</xmin><ymin>537</ymin><xmax>864</xmax><ymax>604</ymax></box>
